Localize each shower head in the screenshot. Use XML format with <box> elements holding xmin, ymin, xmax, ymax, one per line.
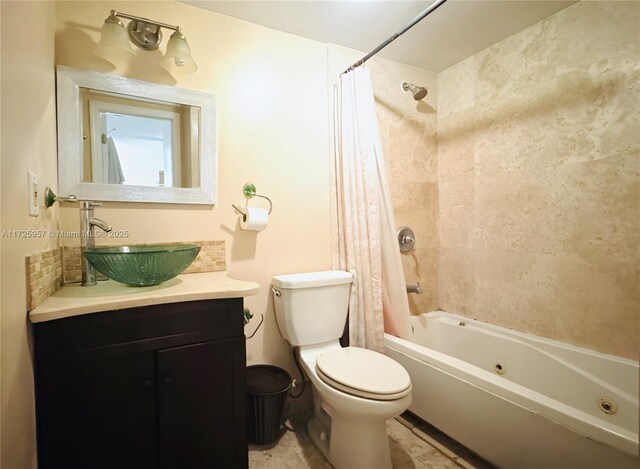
<box><xmin>402</xmin><ymin>81</ymin><xmax>428</xmax><ymax>101</ymax></box>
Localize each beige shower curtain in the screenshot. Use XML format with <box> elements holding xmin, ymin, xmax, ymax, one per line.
<box><xmin>331</xmin><ymin>67</ymin><xmax>412</xmax><ymax>352</ymax></box>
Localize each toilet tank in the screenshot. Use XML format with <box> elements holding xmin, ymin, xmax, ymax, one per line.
<box><xmin>271</xmin><ymin>271</ymin><xmax>353</xmax><ymax>346</ymax></box>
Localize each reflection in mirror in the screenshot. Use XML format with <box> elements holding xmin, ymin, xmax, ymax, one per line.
<box><xmin>80</xmin><ymin>87</ymin><xmax>200</xmax><ymax>188</ymax></box>
<box><xmin>57</xmin><ymin>66</ymin><xmax>216</xmax><ymax>205</ymax></box>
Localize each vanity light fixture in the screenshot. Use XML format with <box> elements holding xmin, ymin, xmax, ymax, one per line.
<box><xmin>95</xmin><ymin>10</ymin><xmax>197</xmax><ymax>74</ymax></box>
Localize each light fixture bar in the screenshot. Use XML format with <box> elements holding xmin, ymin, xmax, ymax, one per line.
<box><xmin>110</xmin><ymin>10</ymin><xmax>181</xmax><ymax>32</ymax></box>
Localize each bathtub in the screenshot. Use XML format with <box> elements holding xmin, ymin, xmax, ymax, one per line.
<box><xmin>384</xmin><ymin>312</ymin><xmax>639</xmax><ymax>469</ymax></box>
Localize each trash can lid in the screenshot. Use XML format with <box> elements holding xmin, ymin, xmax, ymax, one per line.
<box><xmin>246</xmin><ymin>365</ymin><xmax>292</xmax><ymax>395</ymax></box>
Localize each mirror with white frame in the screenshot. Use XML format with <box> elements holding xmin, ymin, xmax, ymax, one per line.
<box><xmin>56</xmin><ymin>66</ymin><xmax>216</xmax><ymax>204</ymax></box>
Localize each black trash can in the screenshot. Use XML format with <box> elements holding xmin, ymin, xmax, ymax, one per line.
<box><xmin>246</xmin><ymin>365</ymin><xmax>292</xmax><ymax>445</ymax></box>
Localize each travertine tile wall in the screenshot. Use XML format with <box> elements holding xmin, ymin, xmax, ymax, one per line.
<box><xmin>437</xmin><ymin>1</ymin><xmax>639</xmax><ymax>359</ymax></box>
<box><xmin>369</xmin><ymin>59</ymin><xmax>439</xmax><ymax>315</ymax></box>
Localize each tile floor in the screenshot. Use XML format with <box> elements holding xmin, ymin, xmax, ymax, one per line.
<box><xmin>249</xmin><ymin>412</ymin><xmax>495</xmax><ymax>469</ymax></box>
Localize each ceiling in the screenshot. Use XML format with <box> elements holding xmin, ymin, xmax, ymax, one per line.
<box><xmin>181</xmin><ymin>0</ymin><xmax>576</xmax><ymax>72</ymax></box>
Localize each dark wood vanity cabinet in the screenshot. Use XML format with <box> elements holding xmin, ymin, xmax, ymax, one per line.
<box><xmin>32</xmin><ymin>298</ymin><xmax>248</xmax><ymax>469</ymax></box>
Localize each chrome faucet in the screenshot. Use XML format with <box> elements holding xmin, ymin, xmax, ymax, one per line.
<box><xmin>406</xmin><ymin>282</ymin><xmax>423</xmax><ymax>294</ymax></box>
<box><xmin>80</xmin><ymin>201</ymin><xmax>112</xmax><ymax>286</ymax></box>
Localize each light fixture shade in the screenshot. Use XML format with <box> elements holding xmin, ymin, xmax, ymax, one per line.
<box><xmin>161</xmin><ymin>30</ymin><xmax>197</xmax><ymax>74</ymax></box>
<box><xmin>95</xmin><ymin>19</ymin><xmax>134</xmax><ymax>62</ymax></box>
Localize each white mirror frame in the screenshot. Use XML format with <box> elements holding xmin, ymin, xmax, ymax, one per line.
<box><xmin>56</xmin><ymin>65</ymin><xmax>216</xmax><ymax>205</ymax></box>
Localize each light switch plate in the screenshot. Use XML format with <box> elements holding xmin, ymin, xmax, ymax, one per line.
<box><xmin>28</xmin><ymin>171</ymin><xmax>39</xmax><ymax>217</ymax></box>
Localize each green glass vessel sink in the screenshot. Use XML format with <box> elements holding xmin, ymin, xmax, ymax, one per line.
<box><xmin>83</xmin><ymin>244</ymin><xmax>201</xmax><ymax>287</ymax></box>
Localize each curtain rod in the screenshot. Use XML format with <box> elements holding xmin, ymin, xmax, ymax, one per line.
<box><xmin>341</xmin><ymin>0</ymin><xmax>448</xmax><ymax>75</ymax></box>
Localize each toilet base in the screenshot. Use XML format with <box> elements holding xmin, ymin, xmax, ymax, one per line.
<box><xmin>307</xmin><ymin>413</ymin><xmax>392</xmax><ymax>469</ymax></box>
<box><xmin>307</xmin><ymin>417</ymin><xmax>331</xmax><ymax>460</ymax></box>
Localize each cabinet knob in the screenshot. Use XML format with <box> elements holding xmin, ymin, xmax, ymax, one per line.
<box><xmin>163</xmin><ymin>376</ymin><xmax>174</xmax><ymax>385</ymax></box>
<box><xmin>142</xmin><ymin>379</ymin><xmax>152</xmax><ymax>388</ymax></box>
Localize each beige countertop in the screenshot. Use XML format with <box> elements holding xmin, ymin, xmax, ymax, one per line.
<box><xmin>29</xmin><ymin>271</ymin><xmax>259</xmax><ymax>323</ymax></box>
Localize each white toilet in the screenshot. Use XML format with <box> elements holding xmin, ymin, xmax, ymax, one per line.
<box><xmin>271</xmin><ymin>270</ymin><xmax>412</xmax><ymax>469</ymax></box>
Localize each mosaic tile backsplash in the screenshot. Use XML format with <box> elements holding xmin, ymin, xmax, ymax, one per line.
<box><xmin>26</xmin><ymin>249</ymin><xmax>63</xmax><ymax>311</ymax></box>
<box><xmin>27</xmin><ymin>240</ymin><xmax>226</xmax><ymax>310</ymax></box>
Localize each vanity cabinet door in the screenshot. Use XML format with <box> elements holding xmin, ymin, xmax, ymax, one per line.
<box><xmin>34</xmin><ymin>298</ymin><xmax>248</xmax><ymax>469</ymax></box>
<box><xmin>36</xmin><ymin>352</ymin><xmax>157</xmax><ymax>469</ymax></box>
<box><xmin>157</xmin><ymin>337</ymin><xmax>247</xmax><ymax>469</ymax></box>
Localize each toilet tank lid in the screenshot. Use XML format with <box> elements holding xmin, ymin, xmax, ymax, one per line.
<box><xmin>272</xmin><ymin>271</ymin><xmax>353</xmax><ymax>289</ymax></box>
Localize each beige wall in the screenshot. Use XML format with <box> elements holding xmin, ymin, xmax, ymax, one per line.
<box><xmin>328</xmin><ymin>45</ymin><xmax>439</xmax><ymax>314</ymax></box>
<box><xmin>55</xmin><ymin>1</ymin><xmax>332</xmax><ymax>373</ymax></box>
<box><xmin>2</xmin><ymin>2</ymin><xmax>332</xmax><ymax>465</ymax></box>
<box><xmin>1</xmin><ymin>2</ymin><xmax>59</xmax><ymax>468</ymax></box>
<box><xmin>437</xmin><ymin>1</ymin><xmax>639</xmax><ymax>360</ymax></box>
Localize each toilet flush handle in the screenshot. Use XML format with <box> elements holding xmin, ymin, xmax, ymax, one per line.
<box><xmin>272</xmin><ymin>287</ymin><xmax>281</xmax><ymax>297</ymax></box>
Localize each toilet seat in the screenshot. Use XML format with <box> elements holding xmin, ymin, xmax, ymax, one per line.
<box><xmin>315</xmin><ymin>347</ymin><xmax>411</xmax><ymax>401</ymax></box>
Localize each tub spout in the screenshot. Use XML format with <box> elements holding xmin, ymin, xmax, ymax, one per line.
<box><xmin>406</xmin><ymin>282</ymin><xmax>422</xmax><ymax>294</ymax></box>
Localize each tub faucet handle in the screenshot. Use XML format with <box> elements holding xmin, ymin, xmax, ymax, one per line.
<box><xmin>397</xmin><ymin>226</ymin><xmax>416</xmax><ymax>253</ymax></box>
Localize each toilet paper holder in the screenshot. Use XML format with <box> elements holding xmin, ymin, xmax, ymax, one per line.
<box><xmin>232</xmin><ymin>183</ymin><xmax>273</xmax><ymax>219</ymax></box>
